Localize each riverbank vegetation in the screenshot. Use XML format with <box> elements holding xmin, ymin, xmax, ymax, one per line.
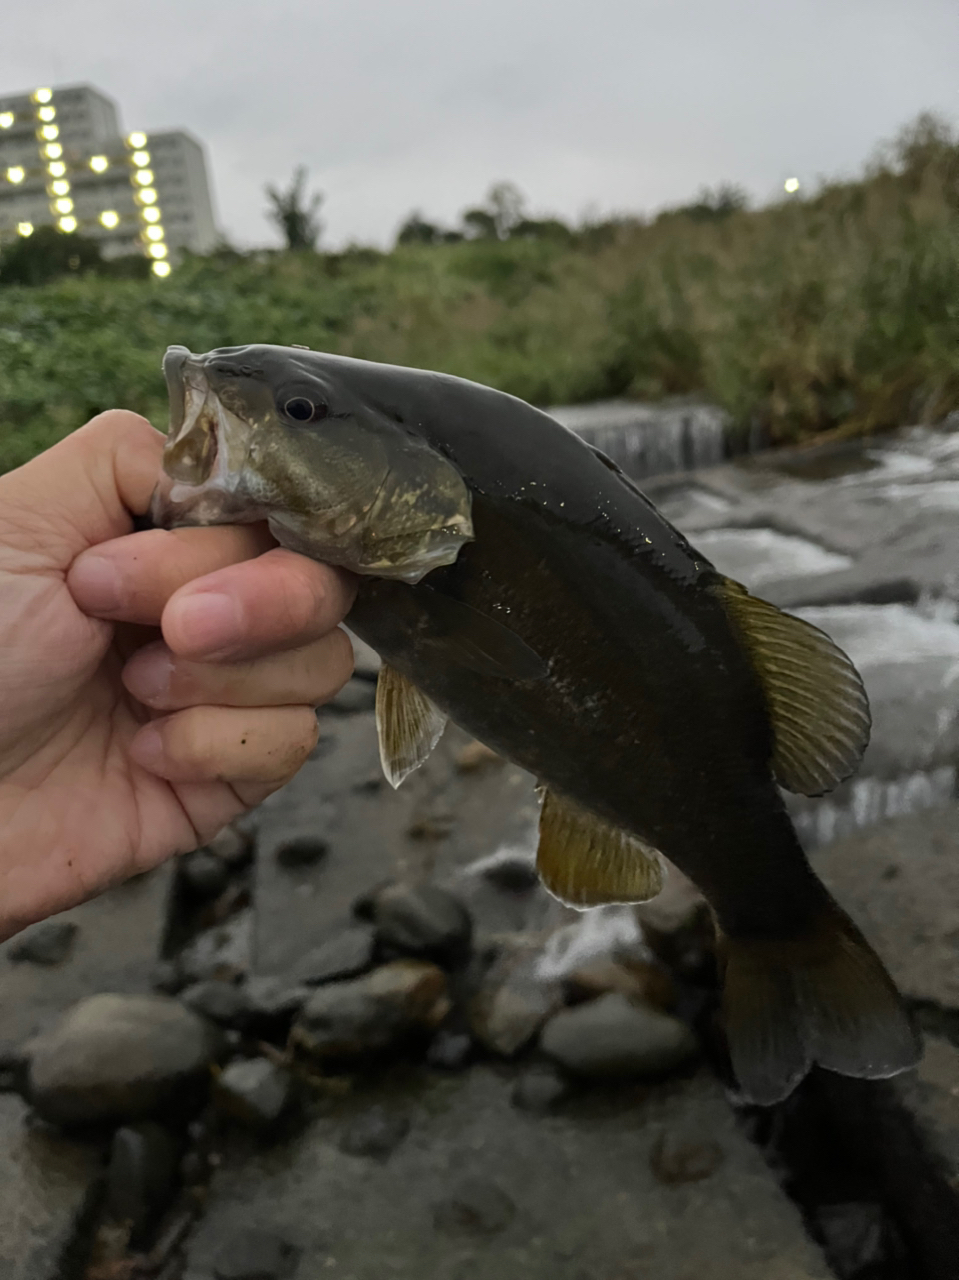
<box><xmin>1</xmin><ymin>114</ymin><xmax>957</xmax><ymax>473</ymax></box>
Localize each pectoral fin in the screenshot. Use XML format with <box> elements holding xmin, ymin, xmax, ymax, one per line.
<box><xmin>717</xmin><ymin>577</ymin><xmax>871</xmax><ymax>797</ymax></box>
<box><xmin>376</xmin><ymin>664</ymin><xmax>448</xmax><ymax>789</ymax></box>
<box><xmin>536</xmin><ymin>788</ymin><xmax>664</xmax><ymax>908</ymax></box>
<box><xmin>419</xmin><ymin>588</ymin><xmax>549</xmax><ymax>682</ymax></box>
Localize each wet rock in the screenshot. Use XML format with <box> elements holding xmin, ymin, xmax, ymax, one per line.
<box><xmin>433</xmin><ymin>1176</ymin><xmax>516</xmax><ymax>1235</ymax></box>
<box><xmin>563</xmin><ymin>956</ymin><xmax>677</xmax><ymax>1011</ymax></box>
<box><xmin>243</xmin><ymin>977</ymin><xmax>310</xmax><ymax>1032</ymax></box>
<box><xmin>511</xmin><ymin>1065</ymin><xmax>569</xmax><ymax>1114</ymax></box>
<box><xmin>150</xmin><ymin>959</ymin><xmax>186</xmax><ymax>995</ymax></box>
<box><xmin>213</xmin><ymin>1226</ymin><xmax>301</xmax><ymax>1279</ymax></box>
<box><xmin>455</xmin><ymin>740</ymin><xmax>503</xmax><ymax>773</ymax></box>
<box><xmin>180</xmin><ymin>850</ymin><xmax>230</xmax><ymax>899</ymax></box>
<box><xmin>329</xmin><ymin>678</ymin><xmax>377</xmax><ymax>714</ymax></box>
<box><xmin>650</xmin><ymin>1131</ymin><xmax>725</xmax><ymax>1184</ymax></box>
<box><xmin>274</xmin><ymin>835</ymin><xmax>329</xmax><ymax>869</ymax></box>
<box><xmin>476</xmin><ymin>851</ymin><xmax>540</xmax><ymax>892</ymax></box>
<box><xmin>811</xmin><ymin>1202</ymin><xmax>885</xmax><ymax>1277</ymax></box>
<box><xmin>368</xmin><ymin>882</ymin><xmax>472</xmax><ymax>961</ymax></box>
<box><xmin>181</xmin><ymin>980</ymin><xmax>251</xmax><ymax>1028</ymax></box>
<box><xmin>105</xmin><ymin>1121</ymin><xmax>179</xmax><ymax>1246</ymax></box>
<box><xmin>540</xmin><ymin>993</ymin><xmax>698</xmax><ymax>1079</ymax></box>
<box><xmin>288</xmin><ymin>924</ymin><xmax>376</xmax><ymax>986</ymax></box>
<box><xmin>426</xmin><ymin>1029</ymin><xmax>473</xmax><ymax>1070</ymax></box>
<box><xmin>179</xmin><ymin>910</ymin><xmax>253</xmax><ymax>983</ymax></box>
<box><xmin>206</xmin><ymin>824</ymin><xmax>254</xmax><ymax>869</ymax></box>
<box><xmin>215</xmin><ymin>1057</ymin><xmax>292</xmax><ymax>1131</ymax></box>
<box><xmin>470</xmin><ymin>945</ymin><xmax>562</xmax><ymax>1056</ymax></box>
<box><xmin>25</xmin><ymin>993</ymin><xmax>219</xmax><ymax>1126</ymax></box>
<box><xmin>290</xmin><ymin>961</ymin><xmax>450</xmax><ymax>1060</ymax></box>
<box><xmin>7</xmin><ymin>921</ymin><xmax>78</xmax><ymax>967</ymax></box>
<box><xmin>338</xmin><ymin>1105</ymin><xmax>410</xmax><ymax>1158</ymax></box>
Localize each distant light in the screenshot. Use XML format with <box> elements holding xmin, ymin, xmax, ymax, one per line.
<box><xmin>48</xmin><ymin>161</ymin><xmax>67</xmax><ymax>177</ymax></box>
<box><xmin>784</xmin><ymin>177</ymin><xmax>800</xmax><ymax>194</ymax></box>
<box><xmin>138</xmin><ymin>188</ymin><xmax>157</xmax><ymax>204</ymax></box>
<box><xmin>131</xmin><ymin>149</ymin><xmax>151</xmax><ymax>167</ymax></box>
<box><xmin>17</xmin><ymin>221</ymin><xmax>34</xmax><ymax>237</ymax></box>
<box><xmin>0</xmin><ymin>112</ymin><xmax>14</xmax><ymax>129</ymax></box>
<box><xmin>51</xmin><ymin>179</ymin><xmax>71</xmax><ymax>196</ymax></box>
<box><xmin>40</xmin><ymin>124</ymin><xmax>59</xmax><ymax>140</ymax></box>
<box><xmin>37</xmin><ymin>105</ymin><xmax>56</xmax><ymax>123</ymax></box>
<box><xmin>58</xmin><ymin>215</ymin><xmax>77</xmax><ymax>232</ymax></box>
<box><xmin>33</xmin><ymin>88</ymin><xmax>53</xmax><ymax>104</ymax></box>
<box><xmin>6</xmin><ymin>166</ymin><xmax>25</xmax><ymax>184</ymax></box>
<box><xmin>44</xmin><ymin>143</ymin><xmax>62</xmax><ymax>159</ymax></box>
<box><xmin>145</xmin><ymin>225</ymin><xmax>164</xmax><ymax>241</ymax></box>
<box><xmin>142</xmin><ymin>206</ymin><xmax>161</xmax><ymax>223</ymax></box>
<box><xmin>89</xmin><ymin>155</ymin><xmax>109</xmax><ymax>173</ymax></box>
<box><xmin>148</xmin><ymin>242</ymin><xmax>168</xmax><ymax>259</ymax></box>
<box><xmin>152</xmin><ymin>260</ymin><xmax>172</xmax><ymax>278</ymax></box>
<box><xmin>55</xmin><ymin>197</ymin><xmax>73</xmax><ymax>214</ymax></box>
<box><xmin>134</xmin><ymin>169</ymin><xmax>154</xmax><ymax>186</ymax></box>
<box><xmin>100</xmin><ymin>210</ymin><xmax>120</xmax><ymax>228</ymax></box>
<box><xmin>128</xmin><ymin>131</ymin><xmax>147</xmax><ymax>148</ymax></box>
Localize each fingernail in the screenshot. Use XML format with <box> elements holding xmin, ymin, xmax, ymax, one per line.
<box><xmin>69</xmin><ymin>555</ymin><xmax>122</xmax><ymax>614</ymax></box>
<box><xmin>167</xmin><ymin>592</ymin><xmax>243</xmax><ymax>655</ymax></box>
<box><xmin>124</xmin><ymin>648</ymin><xmax>173</xmax><ymax>706</ymax></box>
<box><xmin>130</xmin><ymin>724</ymin><xmax>165</xmax><ymax>773</ymax></box>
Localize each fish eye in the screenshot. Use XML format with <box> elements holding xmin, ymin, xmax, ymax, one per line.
<box><xmin>283</xmin><ymin>396</ymin><xmax>327</xmax><ymax>423</ymax></box>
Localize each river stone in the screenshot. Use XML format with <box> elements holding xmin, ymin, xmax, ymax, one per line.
<box><xmin>433</xmin><ymin>1177</ymin><xmax>517</xmax><ymax>1235</ymax></box>
<box><xmin>213</xmin><ymin>1226</ymin><xmax>301</xmax><ymax>1279</ymax></box>
<box><xmin>288</xmin><ymin>925</ymin><xmax>376</xmax><ymax>986</ymax></box>
<box><xmin>274</xmin><ymin>835</ymin><xmax>329</xmax><ymax>869</ymax></box>
<box><xmin>7</xmin><ymin>921</ymin><xmax>78</xmax><ymax>967</ymax></box>
<box><xmin>469</xmin><ymin>945</ymin><xmax>562</xmax><ymax>1056</ymax></box>
<box><xmin>215</xmin><ymin>1058</ymin><xmax>292</xmax><ymax>1131</ymax></box>
<box><xmin>540</xmin><ymin>992</ymin><xmax>698</xmax><ymax>1079</ymax></box>
<box><xmin>25</xmin><ymin>993</ymin><xmax>219</xmax><ymax>1126</ymax></box>
<box><xmin>243</xmin><ymin>977</ymin><xmax>310</xmax><ymax>1033</ymax></box>
<box><xmin>181</xmin><ymin>980</ymin><xmax>252</xmax><ymax>1028</ymax></box>
<box><xmin>426</xmin><ymin>1029</ymin><xmax>473</xmax><ymax>1070</ymax></box>
<box><xmin>368</xmin><ymin>882</ymin><xmax>472</xmax><ymax>961</ymax></box>
<box><xmin>179</xmin><ymin>910</ymin><xmax>253</xmax><ymax>983</ymax></box>
<box><xmin>105</xmin><ymin>1121</ymin><xmax>179</xmax><ymax>1246</ymax></box>
<box><xmin>290</xmin><ymin>961</ymin><xmax>450</xmax><ymax>1060</ymax></box>
<box><xmin>563</xmin><ymin>956</ymin><xmax>677</xmax><ymax>1011</ymax></box>
<box><xmin>338</xmin><ymin>1105</ymin><xmax>410</xmax><ymax>1159</ymax></box>
<box><xmin>511</xmin><ymin>1065</ymin><xmax>570</xmax><ymax>1114</ymax></box>
<box><xmin>180</xmin><ymin>850</ymin><xmax>230</xmax><ymax>899</ymax></box>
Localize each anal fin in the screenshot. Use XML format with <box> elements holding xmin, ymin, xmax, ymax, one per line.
<box><xmin>536</xmin><ymin>787</ymin><xmax>664</xmax><ymax>909</ymax></box>
<box><xmin>376</xmin><ymin>664</ymin><xmax>448</xmax><ymax>789</ymax></box>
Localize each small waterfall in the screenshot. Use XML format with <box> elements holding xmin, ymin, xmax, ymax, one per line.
<box><xmin>789</xmin><ymin>766</ymin><xmax>957</xmax><ymax>850</ymax></box>
<box><xmin>548</xmin><ymin>400</ymin><xmax>730</xmax><ymax>479</ymax></box>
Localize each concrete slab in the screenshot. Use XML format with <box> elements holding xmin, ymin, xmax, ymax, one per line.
<box><xmin>0</xmin><ymin>864</ymin><xmax>173</xmax><ymax>1054</ymax></box>
<box><xmin>0</xmin><ymin>1094</ymin><xmax>102</xmax><ymax>1280</ymax></box>
<box><xmin>184</xmin><ymin>1067</ymin><xmax>829</xmax><ymax>1280</ymax></box>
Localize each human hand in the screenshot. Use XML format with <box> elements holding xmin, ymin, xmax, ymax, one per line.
<box><xmin>0</xmin><ymin>410</ymin><xmax>355</xmax><ymax>941</ymax></box>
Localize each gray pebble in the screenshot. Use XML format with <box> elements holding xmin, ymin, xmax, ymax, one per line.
<box><xmin>181</xmin><ymin>980</ymin><xmax>251</xmax><ymax>1028</ymax></box>
<box><xmin>8</xmin><ymin>920</ymin><xmax>78</xmax><ymax>966</ymax></box>
<box><xmin>511</xmin><ymin>1066</ymin><xmax>569</xmax><ymax>1114</ymax></box>
<box><xmin>181</xmin><ymin>851</ymin><xmax>230</xmax><ymax>899</ymax></box>
<box><xmin>433</xmin><ymin>1177</ymin><xmax>516</xmax><ymax>1234</ymax></box>
<box><xmin>540</xmin><ymin>992</ymin><xmax>698</xmax><ymax>1079</ymax></box>
<box><xmin>275</xmin><ymin>836</ymin><xmax>328</xmax><ymax>869</ymax></box>
<box><xmin>426</xmin><ymin>1030</ymin><xmax>473</xmax><ymax>1070</ymax></box>
<box><xmin>338</xmin><ymin>1105</ymin><xmax>410</xmax><ymax>1158</ymax></box>
<box><xmin>106</xmin><ymin>1121</ymin><xmax>179</xmax><ymax>1246</ymax></box>
<box><xmin>289</xmin><ymin>925</ymin><xmax>376</xmax><ymax>986</ymax></box>
<box><xmin>214</xmin><ymin>1057</ymin><xmax>292</xmax><ymax>1130</ymax></box>
<box><xmin>369</xmin><ymin>882</ymin><xmax>472</xmax><ymax>960</ymax></box>
<box><xmin>213</xmin><ymin>1226</ymin><xmax>301</xmax><ymax>1279</ymax></box>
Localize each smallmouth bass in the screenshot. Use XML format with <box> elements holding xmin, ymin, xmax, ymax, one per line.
<box><xmin>151</xmin><ymin>343</ymin><xmax>919</xmax><ymax>1104</ymax></box>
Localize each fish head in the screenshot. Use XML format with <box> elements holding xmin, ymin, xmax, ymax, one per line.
<box><xmin>151</xmin><ymin>344</ymin><xmax>473</xmax><ymax>583</ymax></box>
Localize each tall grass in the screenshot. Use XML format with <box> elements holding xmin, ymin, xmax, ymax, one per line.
<box><xmin>2</xmin><ymin>114</ymin><xmax>957</xmax><ymax>474</ymax></box>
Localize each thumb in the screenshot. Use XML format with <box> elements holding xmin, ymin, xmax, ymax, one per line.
<box><xmin>0</xmin><ymin>411</ymin><xmax>166</xmax><ymax>568</ymax></box>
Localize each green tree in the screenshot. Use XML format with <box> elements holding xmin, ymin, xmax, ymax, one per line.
<box><xmin>0</xmin><ymin>225</ymin><xmax>102</xmax><ymax>287</ymax></box>
<box><xmin>265</xmin><ymin>166</ymin><xmax>324</xmax><ymax>250</ymax></box>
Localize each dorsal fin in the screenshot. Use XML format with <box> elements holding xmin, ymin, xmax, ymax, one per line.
<box><xmin>717</xmin><ymin>577</ymin><xmax>871</xmax><ymax>796</ymax></box>
<box><xmin>375</xmin><ymin>664</ymin><xmax>448</xmax><ymax>789</ymax></box>
<box><xmin>536</xmin><ymin>787</ymin><xmax>664</xmax><ymax>908</ymax></box>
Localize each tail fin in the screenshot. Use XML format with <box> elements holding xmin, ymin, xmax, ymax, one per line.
<box><xmin>719</xmin><ymin>902</ymin><xmax>920</xmax><ymax>1105</ymax></box>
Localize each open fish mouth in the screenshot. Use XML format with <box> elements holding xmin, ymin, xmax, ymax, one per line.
<box><xmin>150</xmin><ymin>348</ymin><xmax>264</xmax><ymax>529</ymax></box>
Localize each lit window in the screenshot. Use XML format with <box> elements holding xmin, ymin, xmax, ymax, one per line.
<box><xmin>145</xmin><ymin>225</ymin><xmax>165</xmax><ymax>241</ymax></box>
<box><xmin>58</xmin><ymin>215</ymin><xmax>77</xmax><ymax>232</ymax></box>
<box><xmin>132</xmin><ymin>150</ymin><xmax>151</xmax><ymax>167</ymax></box>
<box><xmin>40</xmin><ymin>124</ymin><xmax>59</xmax><ymax>140</ymax></box>
<box><xmin>0</xmin><ymin>112</ymin><xmax>14</xmax><ymax>129</ymax></box>
<box><xmin>33</xmin><ymin>88</ymin><xmax>53</xmax><ymax>104</ymax></box>
<box><xmin>51</xmin><ymin>179</ymin><xmax>71</xmax><ymax>196</ymax></box>
<box><xmin>128</xmin><ymin>131</ymin><xmax>147</xmax><ymax>148</ymax></box>
<box><xmin>142</xmin><ymin>206</ymin><xmax>161</xmax><ymax>223</ymax></box>
<box><xmin>148</xmin><ymin>242</ymin><xmax>168</xmax><ymax>259</ymax></box>
<box><xmin>17</xmin><ymin>221</ymin><xmax>34</xmax><ymax>236</ymax></box>
<box><xmin>100</xmin><ymin>210</ymin><xmax>120</xmax><ymax>228</ymax></box>
<box><xmin>152</xmin><ymin>260</ymin><xmax>172</xmax><ymax>278</ymax></box>
<box><xmin>44</xmin><ymin>143</ymin><xmax>62</xmax><ymax>159</ymax></box>
<box><xmin>134</xmin><ymin>169</ymin><xmax>155</xmax><ymax>186</ymax></box>
<box><xmin>784</xmin><ymin>177</ymin><xmax>800</xmax><ymax>194</ymax></box>
<box><xmin>6</xmin><ymin>166</ymin><xmax>25</xmax><ymax>184</ymax></box>
<box><xmin>38</xmin><ymin>106</ymin><xmax>56</xmax><ymax>123</ymax></box>
<box><xmin>89</xmin><ymin>155</ymin><xmax>109</xmax><ymax>173</ymax></box>
<box><xmin>55</xmin><ymin>196</ymin><xmax>74</xmax><ymax>214</ymax></box>
<box><xmin>138</xmin><ymin>188</ymin><xmax>157</xmax><ymax>204</ymax></box>
<box><xmin>48</xmin><ymin>161</ymin><xmax>67</xmax><ymax>177</ymax></box>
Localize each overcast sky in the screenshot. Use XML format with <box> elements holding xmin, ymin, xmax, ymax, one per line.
<box><xmin>7</xmin><ymin>0</ymin><xmax>958</xmax><ymax>248</ymax></box>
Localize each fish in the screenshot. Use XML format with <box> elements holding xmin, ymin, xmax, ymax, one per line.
<box><xmin>151</xmin><ymin>342</ymin><xmax>920</xmax><ymax>1105</ymax></box>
